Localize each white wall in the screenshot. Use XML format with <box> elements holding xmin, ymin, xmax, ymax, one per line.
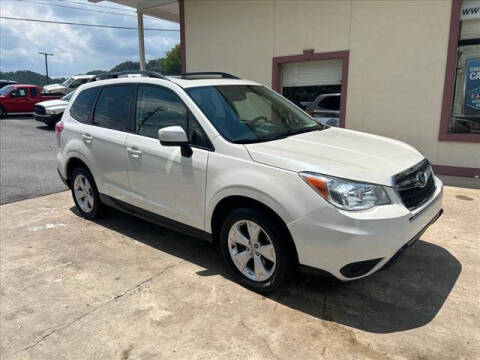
<box><xmin>184</xmin><ymin>0</ymin><xmax>480</xmax><ymax>170</ymax></box>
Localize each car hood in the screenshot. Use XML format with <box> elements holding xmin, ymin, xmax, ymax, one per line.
<box><xmin>36</xmin><ymin>99</ymin><xmax>68</xmax><ymax>108</ymax></box>
<box><xmin>43</xmin><ymin>84</ymin><xmax>65</xmax><ymax>91</ymax></box>
<box><xmin>244</xmin><ymin>127</ymin><xmax>424</xmax><ymax>186</ymax></box>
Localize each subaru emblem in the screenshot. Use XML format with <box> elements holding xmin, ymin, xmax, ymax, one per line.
<box><xmin>415</xmin><ymin>171</ymin><xmax>428</xmax><ymax>188</ymax></box>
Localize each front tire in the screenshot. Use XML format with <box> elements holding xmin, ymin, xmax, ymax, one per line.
<box><xmin>219</xmin><ymin>208</ymin><xmax>292</xmax><ymax>293</ymax></box>
<box><xmin>71</xmin><ymin>167</ymin><xmax>104</xmax><ymax>219</ymax></box>
<box><xmin>0</xmin><ymin>106</ymin><xmax>7</xmax><ymax>118</ymax></box>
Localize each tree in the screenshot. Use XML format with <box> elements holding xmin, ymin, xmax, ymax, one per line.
<box><xmin>163</xmin><ymin>44</ymin><xmax>181</xmax><ymax>75</ymax></box>
<box><xmin>86</xmin><ymin>70</ymin><xmax>108</xmax><ymax>75</ymax></box>
<box><xmin>0</xmin><ymin>70</ymin><xmax>65</xmax><ymax>87</ymax></box>
<box><xmin>110</xmin><ymin>61</ymin><xmax>140</xmax><ymax>72</ymax></box>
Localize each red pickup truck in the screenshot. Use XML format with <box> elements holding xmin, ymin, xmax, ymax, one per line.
<box><xmin>0</xmin><ymin>84</ymin><xmax>62</xmax><ymax>117</ymax></box>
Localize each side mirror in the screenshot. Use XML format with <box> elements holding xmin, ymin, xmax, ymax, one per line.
<box><xmin>158</xmin><ymin>126</ymin><xmax>192</xmax><ymax>157</ymax></box>
<box><xmin>9</xmin><ymin>92</ymin><xmax>17</xmax><ymax>98</ymax></box>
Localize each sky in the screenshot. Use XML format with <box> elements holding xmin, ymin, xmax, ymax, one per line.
<box><xmin>0</xmin><ymin>0</ymin><xmax>180</xmax><ymax>77</ymax></box>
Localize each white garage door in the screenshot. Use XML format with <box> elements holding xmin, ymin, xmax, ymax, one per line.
<box><xmin>281</xmin><ymin>59</ymin><xmax>343</xmax><ymax>88</ymax></box>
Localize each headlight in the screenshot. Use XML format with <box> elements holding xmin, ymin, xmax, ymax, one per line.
<box><xmin>48</xmin><ymin>109</ymin><xmax>57</xmax><ymax>115</ymax></box>
<box><xmin>300</xmin><ymin>172</ymin><xmax>391</xmax><ymax>211</ymax></box>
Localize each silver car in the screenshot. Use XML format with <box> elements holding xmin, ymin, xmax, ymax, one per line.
<box><xmin>306</xmin><ymin>93</ymin><xmax>340</xmax><ymax>127</ymax></box>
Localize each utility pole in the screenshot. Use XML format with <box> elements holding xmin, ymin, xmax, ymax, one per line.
<box><xmin>38</xmin><ymin>52</ymin><xmax>53</xmax><ymax>85</ymax></box>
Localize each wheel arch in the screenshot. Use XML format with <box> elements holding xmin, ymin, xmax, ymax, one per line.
<box><xmin>65</xmin><ymin>155</ymin><xmax>93</xmax><ymax>187</ymax></box>
<box><xmin>210</xmin><ymin>194</ymin><xmax>299</xmax><ymax>267</ymax></box>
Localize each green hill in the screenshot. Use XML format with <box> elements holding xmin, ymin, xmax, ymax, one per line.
<box><xmin>0</xmin><ymin>44</ymin><xmax>182</xmax><ymax>87</ymax></box>
<box><xmin>0</xmin><ymin>70</ymin><xmax>65</xmax><ymax>87</ymax></box>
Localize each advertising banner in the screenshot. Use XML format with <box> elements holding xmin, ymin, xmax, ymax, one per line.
<box><xmin>464</xmin><ymin>58</ymin><xmax>480</xmax><ymax>115</ymax></box>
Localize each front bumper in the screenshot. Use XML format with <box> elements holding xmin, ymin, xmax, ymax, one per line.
<box><xmin>288</xmin><ymin>176</ymin><xmax>444</xmax><ymax>281</ymax></box>
<box><xmin>34</xmin><ymin>113</ymin><xmax>56</xmax><ymax>124</ymax></box>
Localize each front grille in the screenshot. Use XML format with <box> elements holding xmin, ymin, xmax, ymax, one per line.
<box><xmin>34</xmin><ymin>105</ymin><xmax>46</xmax><ymax>115</ymax></box>
<box><xmin>394</xmin><ymin>160</ymin><xmax>436</xmax><ymax>210</ymax></box>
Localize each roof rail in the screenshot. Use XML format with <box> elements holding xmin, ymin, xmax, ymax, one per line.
<box><xmin>88</xmin><ymin>70</ymin><xmax>168</xmax><ymax>82</ymax></box>
<box><xmin>179</xmin><ymin>72</ymin><xmax>240</xmax><ymax>79</ymax></box>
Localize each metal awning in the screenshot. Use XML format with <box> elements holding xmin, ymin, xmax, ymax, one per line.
<box><xmin>88</xmin><ymin>0</ymin><xmax>180</xmax><ymax>71</ymax></box>
<box><xmin>90</xmin><ymin>0</ymin><xmax>179</xmax><ymax>22</ymax></box>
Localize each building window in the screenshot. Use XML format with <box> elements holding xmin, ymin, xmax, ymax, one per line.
<box><xmin>450</xmin><ymin>1</ymin><xmax>480</xmax><ymax>135</ymax></box>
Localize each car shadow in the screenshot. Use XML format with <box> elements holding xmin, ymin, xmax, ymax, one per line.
<box><xmin>0</xmin><ymin>114</ymin><xmax>32</xmax><ymax>120</ymax></box>
<box><xmin>71</xmin><ymin>206</ymin><xmax>461</xmax><ymax>334</ymax></box>
<box><xmin>36</xmin><ymin>125</ymin><xmax>54</xmax><ymax>131</ymax></box>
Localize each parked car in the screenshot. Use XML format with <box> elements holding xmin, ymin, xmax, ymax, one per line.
<box><xmin>306</xmin><ymin>93</ymin><xmax>340</xmax><ymax>126</ymax></box>
<box><xmin>56</xmin><ymin>71</ymin><xmax>443</xmax><ymax>292</ymax></box>
<box><xmin>34</xmin><ymin>91</ymin><xmax>74</xmax><ymax>128</ymax></box>
<box><xmin>0</xmin><ymin>84</ymin><xmax>62</xmax><ymax>117</ymax></box>
<box><xmin>450</xmin><ymin>116</ymin><xmax>480</xmax><ymax>134</ymax></box>
<box><xmin>43</xmin><ymin>75</ymin><xmax>94</xmax><ymax>95</ymax></box>
<box><xmin>0</xmin><ymin>80</ymin><xmax>17</xmax><ymax>89</ymax></box>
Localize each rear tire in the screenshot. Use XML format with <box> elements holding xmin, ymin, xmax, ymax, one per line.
<box><xmin>70</xmin><ymin>167</ymin><xmax>104</xmax><ymax>219</ymax></box>
<box><xmin>219</xmin><ymin>207</ymin><xmax>292</xmax><ymax>293</ymax></box>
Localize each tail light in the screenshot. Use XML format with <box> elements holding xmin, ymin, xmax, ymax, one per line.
<box><xmin>55</xmin><ymin>121</ymin><xmax>64</xmax><ymax>135</ymax></box>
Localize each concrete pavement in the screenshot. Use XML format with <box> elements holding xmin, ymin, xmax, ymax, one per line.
<box><xmin>1</xmin><ymin>186</ymin><xmax>479</xmax><ymax>359</ymax></box>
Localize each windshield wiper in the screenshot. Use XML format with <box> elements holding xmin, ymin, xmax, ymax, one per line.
<box><xmin>232</xmin><ymin>125</ymin><xmax>323</xmax><ymax>144</ymax></box>
<box><xmin>283</xmin><ymin>125</ymin><xmax>324</xmax><ymax>137</ymax></box>
<box><xmin>231</xmin><ymin>133</ymin><xmax>289</xmax><ymax>144</ymax></box>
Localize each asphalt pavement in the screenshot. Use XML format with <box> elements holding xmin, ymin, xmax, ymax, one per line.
<box><xmin>0</xmin><ymin>116</ymin><xmax>67</xmax><ymax>204</ymax></box>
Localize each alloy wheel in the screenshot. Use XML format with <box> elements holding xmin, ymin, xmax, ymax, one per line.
<box><xmin>74</xmin><ymin>174</ymin><xmax>94</xmax><ymax>213</ymax></box>
<box><xmin>227</xmin><ymin>220</ymin><xmax>276</xmax><ymax>282</ymax></box>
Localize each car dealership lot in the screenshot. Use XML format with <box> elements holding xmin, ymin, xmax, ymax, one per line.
<box><xmin>0</xmin><ymin>116</ymin><xmax>67</xmax><ymax>204</ymax></box>
<box><xmin>1</xmin><ymin>187</ymin><xmax>479</xmax><ymax>359</ymax></box>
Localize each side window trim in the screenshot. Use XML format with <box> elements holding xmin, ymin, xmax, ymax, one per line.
<box><xmin>134</xmin><ymin>84</ymin><xmax>214</xmax><ymax>151</ymax></box>
<box><xmin>87</xmin><ymin>86</ymin><xmax>102</xmax><ymax>125</ymax></box>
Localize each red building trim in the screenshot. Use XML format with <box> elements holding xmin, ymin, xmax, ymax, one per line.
<box><xmin>439</xmin><ymin>0</ymin><xmax>479</xmax><ymax>143</ymax></box>
<box><xmin>432</xmin><ymin>164</ymin><xmax>480</xmax><ymax>177</ymax></box>
<box><xmin>179</xmin><ymin>0</ymin><xmax>186</xmax><ymax>73</ymax></box>
<box><xmin>272</xmin><ymin>49</ymin><xmax>349</xmax><ymax>128</ymax></box>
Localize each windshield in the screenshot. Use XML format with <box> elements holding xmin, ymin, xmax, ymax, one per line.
<box><xmin>0</xmin><ymin>85</ymin><xmax>14</xmax><ymax>96</ymax></box>
<box><xmin>61</xmin><ymin>77</ymin><xmax>73</xmax><ymax>87</ymax></box>
<box><xmin>186</xmin><ymin>85</ymin><xmax>323</xmax><ymax>143</ymax></box>
<box><xmin>62</xmin><ymin>92</ymin><xmax>74</xmax><ymax>101</ymax></box>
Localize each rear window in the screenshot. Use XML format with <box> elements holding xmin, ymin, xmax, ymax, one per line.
<box><xmin>93</xmin><ymin>86</ymin><xmax>135</xmax><ymax>131</ymax></box>
<box><xmin>70</xmin><ymin>87</ymin><xmax>99</xmax><ymax>123</ymax></box>
<box><xmin>319</xmin><ymin>96</ymin><xmax>340</xmax><ymax>111</ymax></box>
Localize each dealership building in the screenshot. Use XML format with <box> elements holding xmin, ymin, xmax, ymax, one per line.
<box><xmin>97</xmin><ymin>0</ymin><xmax>479</xmax><ymax>177</ymax></box>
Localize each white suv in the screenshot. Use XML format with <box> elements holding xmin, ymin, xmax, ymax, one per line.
<box><xmin>56</xmin><ymin>71</ymin><xmax>443</xmax><ymax>292</ymax></box>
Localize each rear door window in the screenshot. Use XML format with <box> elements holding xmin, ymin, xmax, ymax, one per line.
<box><xmin>93</xmin><ymin>86</ymin><xmax>135</xmax><ymax>131</ymax></box>
<box><xmin>30</xmin><ymin>87</ymin><xmax>37</xmax><ymax>97</ymax></box>
<box><xmin>70</xmin><ymin>87</ymin><xmax>99</xmax><ymax>124</ymax></box>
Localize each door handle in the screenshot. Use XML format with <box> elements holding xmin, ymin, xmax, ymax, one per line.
<box><xmin>127</xmin><ymin>147</ymin><xmax>142</xmax><ymax>157</ymax></box>
<box><xmin>82</xmin><ymin>134</ymin><xmax>93</xmax><ymax>143</ymax></box>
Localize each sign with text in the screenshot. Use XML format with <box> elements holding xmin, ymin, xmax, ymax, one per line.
<box><xmin>461</xmin><ymin>0</ymin><xmax>480</xmax><ymax>20</ymax></box>
<box><xmin>464</xmin><ymin>58</ymin><xmax>480</xmax><ymax>115</ymax></box>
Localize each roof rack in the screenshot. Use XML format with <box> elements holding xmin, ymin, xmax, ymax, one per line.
<box><xmin>179</xmin><ymin>72</ymin><xmax>240</xmax><ymax>79</ymax></box>
<box><xmin>88</xmin><ymin>70</ymin><xmax>168</xmax><ymax>82</ymax></box>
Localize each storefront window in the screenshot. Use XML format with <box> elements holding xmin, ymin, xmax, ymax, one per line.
<box><xmin>450</xmin><ymin>4</ymin><xmax>480</xmax><ymax>134</ymax></box>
